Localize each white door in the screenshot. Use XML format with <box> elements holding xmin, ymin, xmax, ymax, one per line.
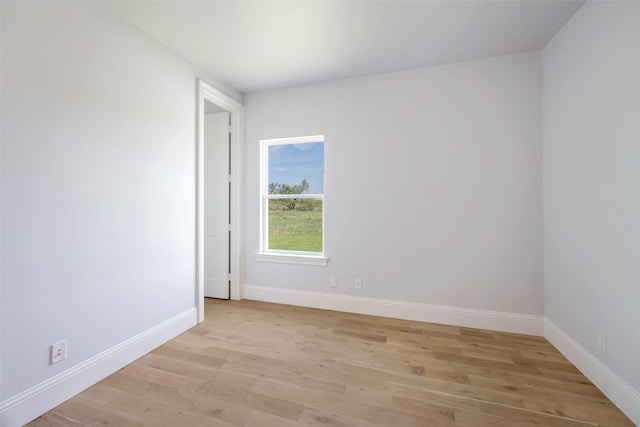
<box><xmin>204</xmin><ymin>112</ymin><xmax>230</xmax><ymax>299</ymax></box>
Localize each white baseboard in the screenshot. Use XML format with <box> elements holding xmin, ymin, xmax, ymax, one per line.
<box><xmin>0</xmin><ymin>308</ymin><xmax>197</xmax><ymax>427</ymax></box>
<box><xmin>243</xmin><ymin>285</ymin><xmax>544</xmax><ymax>336</ymax></box>
<box><xmin>545</xmin><ymin>320</ymin><xmax>640</xmax><ymax>425</ymax></box>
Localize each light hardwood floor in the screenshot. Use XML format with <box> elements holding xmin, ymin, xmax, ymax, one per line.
<box><xmin>29</xmin><ymin>299</ymin><xmax>634</xmax><ymax>426</ymax></box>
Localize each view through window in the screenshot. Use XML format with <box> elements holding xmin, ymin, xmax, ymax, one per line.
<box><xmin>261</xmin><ymin>136</ymin><xmax>324</xmax><ymax>255</ymax></box>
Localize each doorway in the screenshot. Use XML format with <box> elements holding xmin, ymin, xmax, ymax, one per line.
<box><xmin>197</xmin><ymin>80</ymin><xmax>244</xmax><ymax>323</ymax></box>
<box><xmin>203</xmin><ymin>106</ymin><xmax>230</xmax><ymax>299</ymax></box>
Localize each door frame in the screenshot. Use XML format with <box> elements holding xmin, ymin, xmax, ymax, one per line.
<box><xmin>196</xmin><ymin>80</ymin><xmax>244</xmax><ymax>323</ymax></box>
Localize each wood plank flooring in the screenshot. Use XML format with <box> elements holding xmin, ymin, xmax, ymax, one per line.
<box><xmin>28</xmin><ymin>299</ymin><xmax>634</xmax><ymax>426</ymax></box>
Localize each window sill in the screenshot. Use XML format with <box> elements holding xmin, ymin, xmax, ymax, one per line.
<box><xmin>256</xmin><ymin>252</ymin><xmax>329</xmax><ymax>267</ymax></box>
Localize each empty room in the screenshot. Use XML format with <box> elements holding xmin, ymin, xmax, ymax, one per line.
<box><xmin>1</xmin><ymin>1</ymin><xmax>638</xmax><ymax>426</ymax></box>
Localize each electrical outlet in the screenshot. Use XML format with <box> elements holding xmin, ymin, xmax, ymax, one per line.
<box><xmin>330</xmin><ymin>275</ymin><xmax>338</xmax><ymax>288</ymax></box>
<box><xmin>597</xmin><ymin>329</ymin><xmax>607</xmax><ymax>353</ymax></box>
<box><xmin>355</xmin><ymin>278</ymin><xmax>362</xmax><ymax>290</ymax></box>
<box><xmin>50</xmin><ymin>340</ymin><xmax>67</xmax><ymax>365</ymax></box>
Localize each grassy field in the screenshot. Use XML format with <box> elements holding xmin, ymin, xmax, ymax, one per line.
<box><xmin>268</xmin><ymin>209</ymin><xmax>323</xmax><ymax>252</ymax></box>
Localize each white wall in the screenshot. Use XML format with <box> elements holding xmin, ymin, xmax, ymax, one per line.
<box><xmin>543</xmin><ymin>0</ymin><xmax>640</xmax><ymax>417</ymax></box>
<box><xmin>0</xmin><ymin>2</ymin><xmax>239</xmax><ymax>424</ymax></box>
<box><xmin>244</xmin><ymin>52</ymin><xmax>543</xmax><ymax>317</ymax></box>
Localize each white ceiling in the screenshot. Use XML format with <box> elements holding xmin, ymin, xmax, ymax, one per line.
<box><xmin>109</xmin><ymin>1</ymin><xmax>584</xmax><ymax>94</ymax></box>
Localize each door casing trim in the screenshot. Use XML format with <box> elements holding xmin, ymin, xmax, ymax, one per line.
<box><xmin>196</xmin><ymin>80</ymin><xmax>244</xmax><ymax>322</ymax></box>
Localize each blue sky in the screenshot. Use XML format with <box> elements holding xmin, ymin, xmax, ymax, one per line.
<box><xmin>268</xmin><ymin>141</ymin><xmax>324</xmax><ymax>193</ymax></box>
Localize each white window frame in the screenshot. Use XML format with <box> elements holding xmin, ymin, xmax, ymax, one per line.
<box><xmin>258</xmin><ymin>135</ymin><xmax>328</xmax><ymax>266</ymax></box>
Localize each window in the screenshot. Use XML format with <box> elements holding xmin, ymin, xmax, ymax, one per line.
<box><xmin>259</xmin><ymin>135</ymin><xmax>327</xmax><ymax>266</ymax></box>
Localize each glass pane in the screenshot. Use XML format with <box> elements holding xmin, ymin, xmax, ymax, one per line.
<box><xmin>268</xmin><ymin>199</ymin><xmax>323</xmax><ymax>252</ymax></box>
<box><xmin>268</xmin><ymin>141</ymin><xmax>324</xmax><ymax>194</ymax></box>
